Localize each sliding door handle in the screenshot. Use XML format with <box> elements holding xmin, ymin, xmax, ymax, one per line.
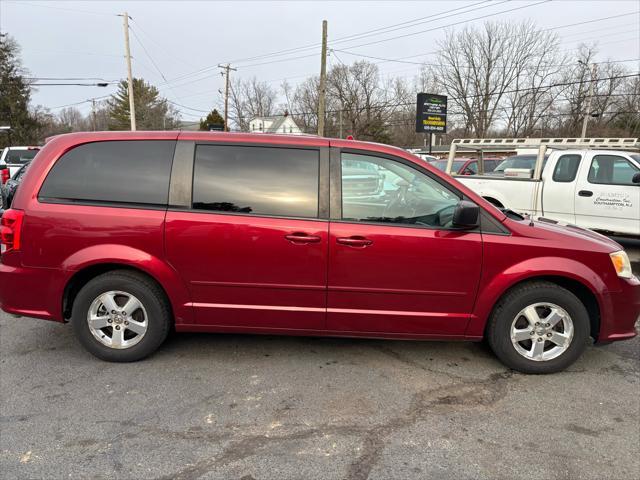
<box><xmin>578</xmin><ymin>190</ymin><xmax>593</xmax><ymax>197</ymax></box>
<box><xmin>285</xmin><ymin>233</ymin><xmax>321</xmax><ymax>244</ymax></box>
<box><xmin>336</xmin><ymin>236</ymin><xmax>373</xmax><ymax>248</ymax></box>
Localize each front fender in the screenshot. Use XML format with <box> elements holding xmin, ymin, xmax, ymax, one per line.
<box><xmin>465</xmin><ymin>256</ymin><xmax>606</xmax><ymax>338</ymax></box>
<box><xmin>60</xmin><ymin>244</ymin><xmax>193</xmax><ymax>325</ymax></box>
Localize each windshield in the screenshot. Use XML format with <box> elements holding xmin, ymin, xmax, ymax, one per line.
<box><xmin>434</xmin><ymin>160</ymin><xmax>465</xmax><ymax>172</ymax></box>
<box><xmin>494</xmin><ymin>155</ymin><xmax>547</xmax><ymax>173</ymax></box>
<box><xmin>6</xmin><ymin>148</ymin><xmax>39</xmax><ymax>164</ymax></box>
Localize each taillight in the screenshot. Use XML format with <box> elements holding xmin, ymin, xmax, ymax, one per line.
<box><xmin>0</xmin><ymin>209</ymin><xmax>24</xmax><ymax>254</ymax></box>
<box><xmin>1</xmin><ymin>169</ymin><xmax>9</xmax><ymax>185</ymax></box>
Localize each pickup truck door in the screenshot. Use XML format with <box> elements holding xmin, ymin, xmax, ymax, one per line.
<box><xmin>574</xmin><ymin>152</ymin><xmax>640</xmax><ymax>235</ymax></box>
<box><xmin>541</xmin><ymin>153</ymin><xmax>583</xmax><ymax>224</ymax></box>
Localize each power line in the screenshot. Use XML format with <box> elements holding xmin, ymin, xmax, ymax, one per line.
<box><xmin>226</xmin><ymin>0</ymin><xmax>500</xmax><ymax>65</ymax></box>
<box><xmin>128</xmin><ymin>18</ymin><xmax>200</xmax><ymax>70</ymax></box>
<box><xmin>321</xmin><ymin>0</ymin><xmax>552</xmax><ymax>52</ymax></box>
<box><xmin>287</xmin><ymin>73</ymin><xmax>640</xmax><ymax>117</ymax></box>
<box><xmin>152</xmin><ymin>0</ymin><xmax>513</xmax><ymax>88</ymax></box>
<box><xmin>167</xmin><ymin>100</ymin><xmax>210</xmax><ymax>113</ymax></box>
<box><xmin>49</xmin><ymin>95</ymin><xmax>111</xmax><ymax>110</ymax></box>
<box><xmin>26</xmin><ymin>77</ymin><xmax>119</xmax><ymax>81</ymax></box>
<box><xmin>10</xmin><ymin>1</ymin><xmax>116</xmax><ymax>17</ymax></box>
<box><xmin>31</xmin><ymin>82</ymin><xmax>115</xmax><ymax>86</ymax></box>
<box><xmin>158</xmin><ymin>7</ymin><xmax>638</xmax><ymax>91</ymax></box>
<box><xmin>128</xmin><ymin>25</ymin><xmax>170</xmax><ymax>84</ymax></box>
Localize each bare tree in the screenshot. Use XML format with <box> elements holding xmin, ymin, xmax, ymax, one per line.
<box><xmin>58</xmin><ymin>107</ymin><xmax>89</xmax><ymax>132</ymax></box>
<box><xmin>289</xmin><ymin>75</ymin><xmax>321</xmax><ymax>134</ymax></box>
<box><xmin>436</xmin><ymin>21</ymin><xmax>563</xmax><ymax>137</ymax></box>
<box><xmin>228</xmin><ymin>77</ymin><xmax>277</xmax><ymax>131</ymax></box>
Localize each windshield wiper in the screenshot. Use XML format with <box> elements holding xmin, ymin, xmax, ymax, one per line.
<box><xmin>501</xmin><ymin>208</ymin><xmax>525</xmax><ymax>221</ymax></box>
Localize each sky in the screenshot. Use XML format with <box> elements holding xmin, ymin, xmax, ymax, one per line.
<box><xmin>1</xmin><ymin>0</ymin><xmax>639</xmax><ymax>123</ymax></box>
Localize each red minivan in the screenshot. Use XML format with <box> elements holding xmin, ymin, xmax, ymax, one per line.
<box><xmin>1</xmin><ymin>131</ymin><xmax>638</xmax><ymax>373</ymax></box>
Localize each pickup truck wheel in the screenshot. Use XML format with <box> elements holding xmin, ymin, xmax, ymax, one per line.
<box><xmin>487</xmin><ymin>282</ymin><xmax>589</xmax><ymax>374</ymax></box>
<box><xmin>71</xmin><ymin>270</ymin><xmax>171</xmax><ymax>362</ymax></box>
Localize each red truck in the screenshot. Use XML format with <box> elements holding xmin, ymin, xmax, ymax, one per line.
<box><xmin>0</xmin><ymin>131</ymin><xmax>637</xmax><ymax>373</ymax></box>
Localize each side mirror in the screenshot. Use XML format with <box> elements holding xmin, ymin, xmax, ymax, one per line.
<box><xmin>452</xmin><ymin>200</ymin><xmax>480</xmax><ymax>229</ymax></box>
<box><xmin>632</xmin><ymin>172</ymin><xmax>640</xmax><ymax>184</ymax></box>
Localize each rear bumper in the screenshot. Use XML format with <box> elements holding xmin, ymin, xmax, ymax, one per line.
<box><xmin>0</xmin><ymin>255</ymin><xmax>65</xmax><ymax>322</ymax></box>
<box><xmin>597</xmin><ymin>276</ymin><xmax>640</xmax><ymax>343</ymax></box>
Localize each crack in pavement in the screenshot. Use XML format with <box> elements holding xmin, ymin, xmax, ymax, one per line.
<box><xmin>152</xmin><ymin>371</ymin><xmax>514</xmax><ymax>480</ymax></box>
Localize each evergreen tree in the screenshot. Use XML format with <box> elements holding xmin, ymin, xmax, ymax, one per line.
<box><xmin>199</xmin><ymin>109</ymin><xmax>225</xmax><ymax>131</ymax></box>
<box><xmin>107</xmin><ymin>78</ymin><xmax>180</xmax><ymax>130</ymax></box>
<box><xmin>0</xmin><ymin>35</ymin><xmax>42</xmax><ymax>148</ymax></box>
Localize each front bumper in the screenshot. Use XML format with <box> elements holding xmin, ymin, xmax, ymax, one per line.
<box><xmin>597</xmin><ymin>276</ymin><xmax>640</xmax><ymax>343</ymax></box>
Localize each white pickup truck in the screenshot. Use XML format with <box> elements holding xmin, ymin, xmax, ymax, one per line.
<box><xmin>0</xmin><ymin>146</ymin><xmax>40</xmax><ymax>181</ymax></box>
<box><xmin>445</xmin><ymin>138</ymin><xmax>640</xmax><ymax>237</ymax></box>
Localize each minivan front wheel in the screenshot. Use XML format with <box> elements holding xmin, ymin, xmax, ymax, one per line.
<box><xmin>71</xmin><ymin>270</ymin><xmax>171</xmax><ymax>362</ymax></box>
<box><xmin>487</xmin><ymin>282</ymin><xmax>589</xmax><ymax>374</ymax></box>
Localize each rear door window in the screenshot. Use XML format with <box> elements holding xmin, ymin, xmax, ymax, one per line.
<box><xmin>552</xmin><ymin>154</ymin><xmax>582</xmax><ymax>182</ymax></box>
<box><xmin>192</xmin><ymin>145</ymin><xmax>319</xmax><ymax>218</ymax></box>
<box><xmin>39</xmin><ymin>140</ymin><xmax>176</xmax><ymax>206</ymax></box>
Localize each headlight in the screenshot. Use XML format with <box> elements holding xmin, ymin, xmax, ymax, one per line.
<box><xmin>610</xmin><ymin>251</ymin><xmax>633</xmax><ymax>279</ymax></box>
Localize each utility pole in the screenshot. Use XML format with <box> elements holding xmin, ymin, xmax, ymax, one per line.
<box><xmin>339</xmin><ymin>105</ymin><xmax>343</xmax><ymax>138</ymax></box>
<box><xmin>91</xmin><ymin>98</ymin><xmax>97</xmax><ymax>131</ymax></box>
<box><xmin>581</xmin><ymin>62</ymin><xmax>597</xmax><ymax>139</ymax></box>
<box><xmin>218</xmin><ymin>64</ymin><xmax>237</xmax><ymax>132</ymax></box>
<box><xmin>317</xmin><ymin>20</ymin><xmax>328</xmax><ymax>136</ymax></box>
<box><xmin>121</xmin><ymin>12</ymin><xmax>136</xmax><ymax>131</ymax></box>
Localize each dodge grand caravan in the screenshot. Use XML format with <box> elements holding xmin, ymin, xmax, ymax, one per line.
<box><xmin>1</xmin><ymin>131</ymin><xmax>638</xmax><ymax>373</ymax></box>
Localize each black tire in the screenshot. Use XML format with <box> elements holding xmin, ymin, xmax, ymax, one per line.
<box><xmin>71</xmin><ymin>270</ymin><xmax>171</xmax><ymax>362</ymax></box>
<box><xmin>486</xmin><ymin>281</ymin><xmax>590</xmax><ymax>374</ymax></box>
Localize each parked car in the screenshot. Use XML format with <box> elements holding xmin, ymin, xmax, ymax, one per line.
<box><xmin>0</xmin><ymin>146</ymin><xmax>40</xmax><ymax>184</ymax></box>
<box><xmin>0</xmin><ymin>162</ymin><xmax>30</xmax><ymax>217</ymax></box>
<box><xmin>433</xmin><ymin>158</ymin><xmax>501</xmax><ymax>175</ymax></box>
<box><xmin>489</xmin><ymin>154</ymin><xmax>548</xmax><ymax>176</ymax></box>
<box><xmin>342</xmin><ymin>157</ymin><xmax>385</xmax><ymax>200</ymax></box>
<box><xmin>455</xmin><ymin>150</ymin><xmax>640</xmax><ymax>236</ymax></box>
<box><xmin>1</xmin><ymin>132</ymin><xmax>637</xmax><ymax>373</ymax></box>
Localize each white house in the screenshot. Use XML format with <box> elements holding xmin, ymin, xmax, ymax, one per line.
<box><xmin>249</xmin><ymin>112</ymin><xmax>303</xmax><ymax>135</ymax></box>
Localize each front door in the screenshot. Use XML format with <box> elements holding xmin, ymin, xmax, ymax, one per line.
<box><xmin>327</xmin><ymin>152</ymin><xmax>483</xmax><ymax>336</ymax></box>
<box><xmin>574</xmin><ymin>153</ymin><xmax>640</xmax><ymax>235</ymax></box>
<box><xmin>165</xmin><ymin>143</ymin><xmax>329</xmax><ymax>330</ymax></box>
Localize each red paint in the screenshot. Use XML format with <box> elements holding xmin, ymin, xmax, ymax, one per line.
<box><xmin>0</xmin><ymin>131</ymin><xmax>637</xmax><ymax>346</ymax></box>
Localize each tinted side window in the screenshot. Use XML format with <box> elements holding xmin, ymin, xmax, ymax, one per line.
<box><xmin>341</xmin><ymin>153</ymin><xmax>460</xmax><ymax>228</ymax></box>
<box><xmin>465</xmin><ymin>161</ymin><xmax>478</xmax><ymax>174</ymax></box>
<box><xmin>192</xmin><ymin>145</ymin><xmax>319</xmax><ymax>218</ymax></box>
<box><xmin>485</xmin><ymin>160</ymin><xmax>498</xmax><ymax>172</ymax></box>
<box><xmin>552</xmin><ymin>154</ymin><xmax>581</xmax><ymax>182</ymax></box>
<box><xmin>588</xmin><ymin>155</ymin><xmax>640</xmax><ymax>186</ymax></box>
<box><xmin>39</xmin><ymin>141</ymin><xmax>175</xmax><ymax>206</ymax></box>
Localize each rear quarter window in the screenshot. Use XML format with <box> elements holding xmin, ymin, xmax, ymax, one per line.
<box><xmin>39</xmin><ymin>140</ymin><xmax>176</xmax><ymax>206</ymax></box>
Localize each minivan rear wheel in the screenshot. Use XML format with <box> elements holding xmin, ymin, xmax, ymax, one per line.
<box><xmin>71</xmin><ymin>270</ymin><xmax>171</xmax><ymax>362</ymax></box>
<box><xmin>486</xmin><ymin>281</ymin><xmax>589</xmax><ymax>374</ymax></box>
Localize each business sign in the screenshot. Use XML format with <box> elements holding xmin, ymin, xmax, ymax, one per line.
<box><xmin>416</xmin><ymin>93</ymin><xmax>447</xmax><ymax>133</ymax></box>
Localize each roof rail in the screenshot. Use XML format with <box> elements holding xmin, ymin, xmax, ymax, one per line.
<box><xmin>451</xmin><ymin>137</ymin><xmax>638</xmax><ymax>149</ymax></box>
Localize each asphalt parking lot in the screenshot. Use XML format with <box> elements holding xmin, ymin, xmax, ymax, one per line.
<box><xmin>1</xmin><ymin>248</ymin><xmax>638</xmax><ymax>480</ymax></box>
